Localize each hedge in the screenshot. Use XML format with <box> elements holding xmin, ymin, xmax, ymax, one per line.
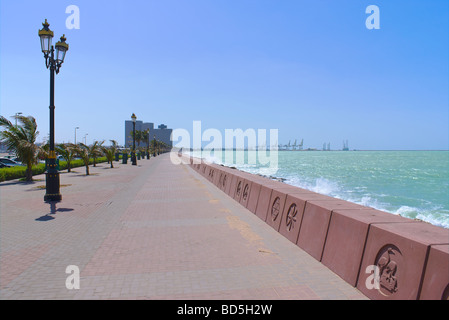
<box><xmin>0</xmin><ymin>156</ymin><xmax>110</xmax><ymax>182</ymax></box>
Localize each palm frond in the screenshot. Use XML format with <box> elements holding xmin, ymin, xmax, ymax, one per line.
<box><xmin>0</xmin><ymin>115</ymin><xmax>40</xmax><ymax>181</ymax></box>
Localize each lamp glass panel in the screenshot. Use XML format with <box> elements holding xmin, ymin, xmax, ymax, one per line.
<box><xmin>55</xmin><ymin>47</ymin><xmax>67</xmax><ymax>63</ymax></box>
<box><xmin>40</xmin><ymin>35</ymin><xmax>52</xmax><ymax>53</ymax></box>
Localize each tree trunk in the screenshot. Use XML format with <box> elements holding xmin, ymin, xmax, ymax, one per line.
<box><xmin>85</xmin><ymin>164</ymin><xmax>89</xmax><ymax>175</ymax></box>
<box><xmin>25</xmin><ymin>165</ymin><xmax>33</xmax><ymax>182</ymax></box>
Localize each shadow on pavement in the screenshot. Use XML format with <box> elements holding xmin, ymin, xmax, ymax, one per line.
<box><xmin>35</xmin><ymin>201</ymin><xmax>74</xmax><ymax>221</ymax></box>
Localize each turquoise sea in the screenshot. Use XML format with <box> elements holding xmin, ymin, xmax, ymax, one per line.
<box><xmin>191</xmin><ymin>150</ymin><xmax>449</xmax><ymax>229</ymax></box>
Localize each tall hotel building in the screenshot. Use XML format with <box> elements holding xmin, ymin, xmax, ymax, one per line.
<box><xmin>124</xmin><ymin>120</ymin><xmax>173</xmax><ymax>148</ymax></box>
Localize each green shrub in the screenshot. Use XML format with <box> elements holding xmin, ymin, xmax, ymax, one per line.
<box><xmin>0</xmin><ymin>156</ymin><xmax>110</xmax><ymax>182</ymax></box>
<box><xmin>58</xmin><ymin>156</ymin><xmax>108</xmax><ymax>170</ymax></box>
<box><xmin>0</xmin><ymin>166</ymin><xmax>30</xmax><ymax>182</ymax></box>
<box><xmin>0</xmin><ymin>163</ymin><xmax>46</xmax><ymax>182</ymax></box>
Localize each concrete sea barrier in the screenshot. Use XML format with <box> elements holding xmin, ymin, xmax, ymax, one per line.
<box><xmin>185</xmin><ymin>155</ymin><xmax>449</xmax><ymax>300</ymax></box>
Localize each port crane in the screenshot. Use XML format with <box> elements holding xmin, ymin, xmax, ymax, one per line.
<box><xmin>279</xmin><ymin>139</ymin><xmax>304</xmax><ymax>150</ymax></box>
<box><xmin>343</xmin><ymin>140</ymin><xmax>349</xmax><ymax>151</ymax></box>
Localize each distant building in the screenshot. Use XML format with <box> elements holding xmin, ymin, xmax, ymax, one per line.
<box><xmin>124</xmin><ymin>120</ymin><xmax>173</xmax><ymax>148</ymax></box>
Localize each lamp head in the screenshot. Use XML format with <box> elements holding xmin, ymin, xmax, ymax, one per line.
<box><xmin>38</xmin><ymin>19</ymin><xmax>54</xmax><ymax>54</ymax></box>
<box><xmin>55</xmin><ymin>34</ymin><xmax>69</xmax><ymax>64</ymax></box>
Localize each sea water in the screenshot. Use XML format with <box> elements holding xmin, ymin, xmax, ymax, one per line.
<box><xmin>192</xmin><ymin>150</ymin><xmax>449</xmax><ymax>229</ymax></box>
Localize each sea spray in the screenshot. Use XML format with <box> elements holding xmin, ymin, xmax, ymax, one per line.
<box><xmin>208</xmin><ymin>150</ymin><xmax>448</xmax><ymax>229</ymax></box>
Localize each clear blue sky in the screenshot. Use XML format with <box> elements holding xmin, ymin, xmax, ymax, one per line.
<box><xmin>1</xmin><ymin>0</ymin><xmax>448</xmax><ymax>150</ymax></box>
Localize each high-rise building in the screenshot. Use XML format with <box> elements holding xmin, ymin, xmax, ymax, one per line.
<box><xmin>124</xmin><ymin>120</ymin><xmax>173</xmax><ymax>148</ymax></box>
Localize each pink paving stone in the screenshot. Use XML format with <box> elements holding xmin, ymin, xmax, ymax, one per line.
<box><xmin>119</xmin><ymin>199</ymin><xmax>220</xmax><ymax>221</ymax></box>
<box><xmin>82</xmin><ymin>225</ymin><xmax>281</xmax><ymax>277</ymax></box>
<box><xmin>273</xmin><ymin>285</ymin><xmax>320</xmax><ymax>299</ymax></box>
<box><xmin>11</xmin><ymin>189</ymin><xmax>116</xmax><ymax>220</ymax></box>
<box><xmin>0</xmin><ymin>245</ymin><xmax>50</xmax><ymax>288</ymax></box>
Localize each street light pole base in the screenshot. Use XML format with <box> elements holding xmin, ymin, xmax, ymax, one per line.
<box><xmin>44</xmin><ymin>193</ymin><xmax>62</xmax><ymax>202</ymax></box>
<box><xmin>131</xmin><ymin>152</ymin><xmax>137</xmax><ymax>165</ymax></box>
<box><xmin>44</xmin><ymin>165</ymin><xmax>62</xmax><ymax>202</ymax></box>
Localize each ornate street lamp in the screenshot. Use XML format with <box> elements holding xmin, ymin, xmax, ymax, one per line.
<box><xmin>38</xmin><ymin>19</ymin><xmax>69</xmax><ymax>203</ymax></box>
<box><xmin>131</xmin><ymin>113</ymin><xmax>137</xmax><ymax>165</ymax></box>
<box><xmin>74</xmin><ymin>126</ymin><xmax>79</xmax><ymax>144</ymax></box>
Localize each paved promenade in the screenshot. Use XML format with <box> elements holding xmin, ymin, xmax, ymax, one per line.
<box><xmin>0</xmin><ymin>154</ymin><xmax>367</xmax><ymax>300</ymax></box>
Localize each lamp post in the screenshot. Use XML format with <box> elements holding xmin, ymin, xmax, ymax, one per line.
<box><xmin>146</xmin><ymin>128</ymin><xmax>150</xmax><ymax>159</ymax></box>
<box><xmin>131</xmin><ymin>113</ymin><xmax>137</xmax><ymax>165</ymax></box>
<box><xmin>74</xmin><ymin>126</ymin><xmax>79</xmax><ymax>144</ymax></box>
<box><xmin>152</xmin><ymin>135</ymin><xmax>157</xmax><ymax>157</ymax></box>
<box><xmin>39</xmin><ymin>19</ymin><xmax>69</xmax><ymax>203</ymax></box>
<box><xmin>14</xmin><ymin>112</ymin><xmax>22</xmax><ymax>127</ymax></box>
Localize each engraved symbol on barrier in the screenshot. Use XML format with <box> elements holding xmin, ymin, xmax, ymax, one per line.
<box><xmin>218</xmin><ymin>173</ymin><xmax>223</xmax><ymax>186</ymax></box>
<box><xmin>236</xmin><ymin>181</ymin><xmax>242</xmax><ymax>197</ymax></box>
<box><xmin>271</xmin><ymin>197</ymin><xmax>281</xmax><ymax>221</ymax></box>
<box><xmin>222</xmin><ymin>175</ymin><xmax>227</xmax><ymax>189</ymax></box>
<box><xmin>375</xmin><ymin>246</ymin><xmax>400</xmax><ymax>296</ymax></box>
<box><xmin>242</xmin><ymin>184</ymin><xmax>249</xmax><ymax>201</ymax></box>
<box><xmin>285</xmin><ymin>203</ymin><xmax>298</xmax><ymax>231</ymax></box>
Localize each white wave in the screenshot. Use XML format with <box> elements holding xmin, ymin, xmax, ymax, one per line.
<box><xmin>288</xmin><ymin>179</ymin><xmax>449</xmax><ymax>229</ymax></box>
<box><xmin>354</xmin><ymin>201</ymin><xmax>449</xmax><ymax>229</ymax></box>
<box><xmin>395</xmin><ymin>205</ymin><xmax>449</xmax><ymax>229</ymax></box>
<box><xmin>204</xmin><ymin>155</ymin><xmax>223</xmax><ymax>165</ymax></box>
<box><xmin>415</xmin><ymin>212</ymin><xmax>449</xmax><ymax>229</ymax></box>
<box><xmin>284</xmin><ymin>176</ymin><xmax>341</xmax><ymax>197</ymax></box>
<box><xmin>395</xmin><ymin>205</ymin><xmax>418</xmax><ymax>216</ymax></box>
<box><xmin>210</xmin><ymin>162</ymin><xmax>449</xmax><ymax>229</ymax></box>
<box><xmin>355</xmin><ymin>196</ymin><xmax>389</xmax><ymax>212</ymax></box>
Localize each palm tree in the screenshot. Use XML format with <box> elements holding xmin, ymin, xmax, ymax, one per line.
<box><xmin>150</xmin><ymin>136</ymin><xmax>158</xmax><ymax>157</ymax></box>
<box><xmin>142</xmin><ymin>129</ymin><xmax>150</xmax><ymax>159</ymax></box>
<box><xmin>56</xmin><ymin>143</ymin><xmax>76</xmax><ymax>172</ymax></box>
<box><xmin>0</xmin><ymin>115</ymin><xmax>40</xmax><ymax>181</ymax></box>
<box><xmin>37</xmin><ymin>143</ymin><xmax>50</xmax><ymax>162</ymax></box>
<box><xmin>130</xmin><ymin>130</ymin><xmax>145</xmax><ymax>149</ymax></box>
<box><xmin>158</xmin><ymin>141</ymin><xmax>169</xmax><ymax>154</ymax></box>
<box><xmin>74</xmin><ymin>143</ymin><xmax>91</xmax><ymax>175</ymax></box>
<box><xmin>138</xmin><ymin>130</ymin><xmax>144</xmax><ymax>148</ymax></box>
<box><xmin>102</xmin><ymin>140</ymin><xmax>118</xmax><ymax>168</ymax></box>
<box><xmin>88</xmin><ymin>140</ymin><xmax>104</xmax><ymax>167</ymax></box>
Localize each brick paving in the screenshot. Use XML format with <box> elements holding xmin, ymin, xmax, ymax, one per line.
<box><xmin>0</xmin><ymin>154</ymin><xmax>367</xmax><ymax>300</ymax></box>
